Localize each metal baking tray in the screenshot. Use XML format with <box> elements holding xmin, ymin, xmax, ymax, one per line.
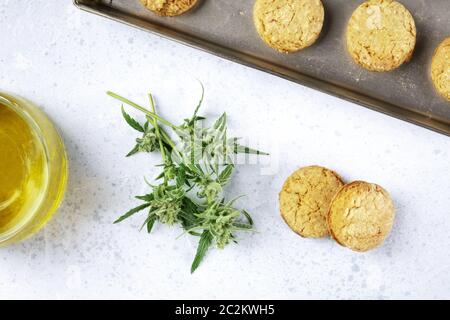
<box><xmin>74</xmin><ymin>0</ymin><xmax>450</xmax><ymax>136</ymax></box>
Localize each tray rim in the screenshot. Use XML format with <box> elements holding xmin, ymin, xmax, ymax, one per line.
<box><xmin>73</xmin><ymin>0</ymin><xmax>450</xmax><ymax>137</ymax></box>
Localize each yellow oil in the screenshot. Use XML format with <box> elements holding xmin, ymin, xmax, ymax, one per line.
<box><xmin>0</xmin><ymin>102</ymin><xmax>48</xmax><ymax>235</ymax></box>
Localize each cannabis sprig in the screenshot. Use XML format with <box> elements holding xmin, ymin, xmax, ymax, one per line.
<box><xmin>108</xmin><ymin>86</ymin><xmax>267</xmax><ymax>273</ymax></box>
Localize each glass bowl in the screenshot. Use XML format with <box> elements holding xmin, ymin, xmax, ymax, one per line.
<box><xmin>0</xmin><ymin>92</ymin><xmax>68</xmax><ymax>246</ymax></box>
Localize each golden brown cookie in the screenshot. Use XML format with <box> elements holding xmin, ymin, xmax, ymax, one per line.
<box><xmin>279</xmin><ymin>166</ymin><xmax>344</xmax><ymax>238</ymax></box>
<box><xmin>431</xmin><ymin>37</ymin><xmax>450</xmax><ymax>101</ymax></box>
<box><xmin>253</xmin><ymin>0</ymin><xmax>325</xmax><ymax>53</ymax></box>
<box><xmin>140</xmin><ymin>0</ymin><xmax>198</xmax><ymax>17</ymax></box>
<box><xmin>328</xmin><ymin>181</ymin><xmax>395</xmax><ymax>252</ymax></box>
<box><xmin>346</xmin><ymin>0</ymin><xmax>416</xmax><ymax>72</ymax></box>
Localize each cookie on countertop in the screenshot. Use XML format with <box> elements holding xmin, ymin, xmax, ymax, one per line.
<box><xmin>328</xmin><ymin>181</ymin><xmax>395</xmax><ymax>252</ymax></box>
<box><xmin>346</xmin><ymin>0</ymin><xmax>416</xmax><ymax>72</ymax></box>
<box><xmin>140</xmin><ymin>0</ymin><xmax>198</xmax><ymax>17</ymax></box>
<box><xmin>253</xmin><ymin>0</ymin><xmax>325</xmax><ymax>53</ymax></box>
<box><xmin>431</xmin><ymin>37</ymin><xmax>450</xmax><ymax>101</ymax></box>
<box><xmin>279</xmin><ymin>166</ymin><xmax>344</xmax><ymax>238</ymax></box>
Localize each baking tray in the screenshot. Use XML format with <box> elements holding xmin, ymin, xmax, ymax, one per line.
<box><xmin>74</xmin><ymin>0</ymin><xmax>450</xmax><ymax>136</ymax></box>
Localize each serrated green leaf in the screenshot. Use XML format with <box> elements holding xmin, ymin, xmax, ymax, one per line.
<box><xmin>176</xmin><ymin>166</ymin><xmax>186</xmax><ymax>187</ymax></box>
<box><xmin>217</xmin><ymin>164</ymin><xmax>234</xmax><ymax>185</ymax></box>
<box><xmin>126</xmin><ymin>144</ymin><xmax>140</xmax><ymax>157</ymax></box>
<box><xmin>135</xmin><ymin>193</ymin><xmax>154</xmax><ymax>202</ymax></box>
<box><xmin>180</xmin><ymin>197</ymin><xmax>200</xmax><ymax>230</ymax></box>
<box><xmin>242</xmin><ymin>210</ymin><xmax>254</xmax><ymax>226</ymax></box>
<box><xmin>114</xmin><ymin>203</ymin><xmax>151</xmax><ymax>224</ymax></box>
<box><xmin>191</xmin><ymin>231</ymin><xmax>213</xmax><ymax>273</ymax></box>
<box><xmin>233</xmin><ymin>222</ymin><xmax>253</xmax><ymax>230</ymax></box>
<box><xmin>213</xmin><ymin>112</ymin><xmax>227</xmax><ymax>131</ymax></box>
<box><xmin>155</xmin><ymin>171</ymin><xmax>165</xmax><ymax>180</ymax></box>
<box><xmin>122</xmin><ymin>105</ymin><xmax>144</xmax><ymax>132</ymax></box>
<box><xmin>146</xmin><ymin>215</ymin><xmax>157</xmax><ymax>233</ymax></box>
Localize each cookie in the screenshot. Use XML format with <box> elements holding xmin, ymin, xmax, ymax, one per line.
<box><xmin>140</xmin><ymin>0</ymin><xmax>198</xmax><ymax>17</ymax></box>
<box><xmin>253</xmin><ymin>0</ymin><xmax>325</xmax><ymax>53</ymax></box>
<box><xmin>346</xmin><ymin>0</ymin><xmax>416</xmax><ymax>72</ymax></box>
<box><xmin>431</xmin><ymin>37</ymin><xmax>450</xmax><ymax>101</ymax></box>
<box><xmin>279</xmin><ymin>166</ymin><xmax>344</xmax><ymax>238</ymax></box>
<box><xmin>328</xmin><ymin>181</ymin><xmax>395</xmax><ymax>252</ymax></box>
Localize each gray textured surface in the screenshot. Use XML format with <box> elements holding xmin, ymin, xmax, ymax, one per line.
<box><xmin>0</xmin><ymin>0</ymin><xmax>449</xmax><ymax>299</ymax></box>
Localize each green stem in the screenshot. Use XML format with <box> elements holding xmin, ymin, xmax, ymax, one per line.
<box><xmin>107</xmin><ymin>91</ymin><xmax>179</xmax><ymax>129</ymax></box>
<box><xmin>160</xmin><ymin>128</ymin><xmax>176</xmax><ymax>149</ymax></box>
<box><xmin>148</xmin><ymin>94</ymin><xmax>167</xmax><ymax>162</ymax></box>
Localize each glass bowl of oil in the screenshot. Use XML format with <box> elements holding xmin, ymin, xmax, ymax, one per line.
<box><xmin>0</xmin><ymin>92</ymin><xmax>68</xmax><ymax>246</ymax></box>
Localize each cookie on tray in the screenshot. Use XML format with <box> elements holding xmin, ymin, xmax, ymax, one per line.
<box><xmin>328</xmin><ymin>181</ymin><xmax>395</xmax><ymax>252</ymax></box>
<box><xmin>253</xmin><ymin>0</ymin><xmax>325</xmax><ymax>53</ymax></box>
<box><xmin>346</xmin><ymin>0</ymin><xmax>416</xmax><ymax>72</ymax></box>
<box><xmin>140</xmin><ymin>0</ymin><xmax>198</xmax><ymax>17</ymax></box>
<box><xmin>279</xmin><ymin>166</ymin><xmax>344</xmax><ymax>238</ymax></box>
<box><xmin>431</xmin><ymin>37</ymin><xmax>450</xmax><ymax>101</ymax></box>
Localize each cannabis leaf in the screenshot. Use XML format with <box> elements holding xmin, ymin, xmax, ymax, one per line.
<box><xmin>122</xmin><ymin>106</ymin><xmax>144</xmax><ymax>133</ymax></box>
<box><xmin>191</xmin><ymin>231</ymin><xmax>213</xmax><ymax>274</ymax></box>
<box><xmin>107</xmin><ymin>85</ymin><xmax>267</xmax><ymax>273</ymax></box>
<box><xmin>114</xmin><ymin>202</ymin><xmax>151</xmax><ymax>224</ymax></box>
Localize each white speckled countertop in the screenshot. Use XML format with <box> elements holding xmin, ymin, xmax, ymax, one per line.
<box><xmin>1</xmin><ymin>1</ymin><xmax>449</xmax><ymax>300</ymax></box>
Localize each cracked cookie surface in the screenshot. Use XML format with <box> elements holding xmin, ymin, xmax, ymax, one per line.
<box><xmin>279</xmin><ymin>166</ymin><xmax>344</xmax><ymax>238</ymax></box>
<box><xmin>140</xmin><ymin>0</ymin><xmax>198</xmax><ymax>17</ymax></box>
<box><xmin>431</xmin><ymin>37</ymin><xmax>450</xmax><ymax>101</ymax></box>
<box><xmin>328</xmin><ymin>181</ymin><xmax>395</xmax><ymax>252</ymax></box>
<box><xmin>253</xmin><ymin>0</ymin><xmax>325</xmax><ymax>53</ymax></box>
<box><xmin>346</xmin><ymin>0</ymin><xmax>416</xmax><ymax>72</ymax></box>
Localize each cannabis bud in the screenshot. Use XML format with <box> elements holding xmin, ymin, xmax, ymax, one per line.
<box><xmin>151</xmin><ymin>185</ymin><xmax>185</xmax><ymax>225</ymax></box>
<box><xmin>110</xmin><ymin>88</ymin><xmax>265</xmax><ymax>273</ymax></box>
<box><xmin>136</xmin><ymin>128</ymin><xmax>158</xmax><ymax>153</ymax></box>
<box><xmin>203</xmin><ymin>182</ymin><xmax>223</xmax><ymax>202</ymax></box>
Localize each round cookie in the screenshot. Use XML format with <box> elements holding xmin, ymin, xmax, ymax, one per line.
<box><xmin>431</xmin><ymin>37</ymin><xmax>450</xmax><ymax>101</ymax></box>
<box><xmin>140</xmin><ymin>0</ymin><xmax>198</xmax><ymax>17</ymax></box>
<box><xmin>328</xmin><ymin>181</ymin><xmax>395</xmax><ymax>252</ymax></box>
<box><xmin>253</xmin><ymin>0</ymin><xmax>325</xmax><ymax>53</ymax></box>
<box><xmin>279</xmin><ymin>166</ymin><xmax>344</xmax><ymax>238</ymax></box>
<box><xmin>346</xmin><ymin>0</ymin><xmax>416</xmax><ymax>72</ymax></box>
